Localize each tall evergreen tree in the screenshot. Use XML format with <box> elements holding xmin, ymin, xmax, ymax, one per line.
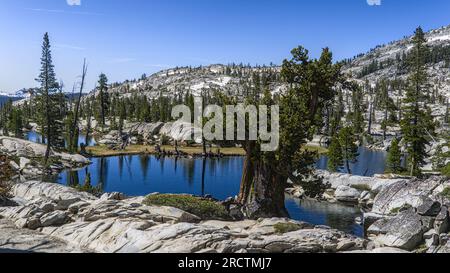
<box><xmin>347</xmin><ymin>83</ymin><xmax>365</xmax><ymax>138</ymax></box>
<box><xmin>400</xmin><ymin>27</ymin><xmax>436</xmax><ymax>176</ymax></box>
<box><xmin>97</xmin><ymin>73</ymin><xmax>109</xmax><ymax>129</ymax></box>
<box><xmin>35</xmin><ymin>33</ymin><xmax>64</xmax><ymax>163</ymax></box>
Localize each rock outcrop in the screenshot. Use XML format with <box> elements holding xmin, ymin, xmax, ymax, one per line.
<box><xmin>0</xmin><ymin>181</ymin><xmax>367</xmax><ymax>253</ymax></box>
<box><xmin>0</xmin><ymin>137</ymin><xmax>91</xmax><ymax>178</ymax></box>
<box><xmin>0</xmin><ymin>219</ymin><xmax>84</xmax><ymax>253</ymax></box>
<box><xmin>365</xmin><ymin>176</ymin><xmax>450</xmax><ymax>252</ymax></box>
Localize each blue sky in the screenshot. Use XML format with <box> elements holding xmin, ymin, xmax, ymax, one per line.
<box><xmin>0</xmin><ymin>0</ymin><xmax>449</xmax><ymax>93</ymax></box>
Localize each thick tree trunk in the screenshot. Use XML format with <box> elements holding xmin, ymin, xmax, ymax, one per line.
<box><xmin>237</xmin><ymin>148</ymin><xmax>288</xmax><ymax>219</ymax></box>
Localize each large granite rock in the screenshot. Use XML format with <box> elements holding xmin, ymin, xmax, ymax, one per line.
<box><xmin>0</xmin><ymin>219</ymin><xmax>83</xmax><ymax>253</ymax></box>
<box><xmin>372</xmin><ymin>176</ymin><xmax>448</xmax><ymax>215</ymax></box>
<box><xmin>334</xmin><ymin>185</ymin><xmax>361</xmax><ymax>203</ymax></box>
<box><xmin>37</xmin><ymin>218</ymin><xmax>365</xmax><ymax>253</ymax></box>
<box><xmin>367</xmin><ymin>208</ymin><xmax>433</xmax><ymax>251</ymax></box>
<box><xmin>0</xmin><ymin>181</ymin><xmax>367</xmax><ymax>253</ymax></box>
<box><xmin>316</xmin><ymin>170</ymin><xmax>403</xmax><ymax>192</ymax></box>
<box><xmin>0</xmin><ymin>137</ymin><xmax>91</xmax><ymax>177</ymax></box>
<box><xmin>11</xmin><ymin>181</ymin><xmax>97</xmax><ymax>203</ymax></box>
<box><xmin>159</xmin><ymin>120</ymin><xmax>203</xmax><ymax>143</ymax></box>
<box><xmin>124</xmin><ymin>122</ymin><xmax>165</xmax><ymax>140</ymax></box>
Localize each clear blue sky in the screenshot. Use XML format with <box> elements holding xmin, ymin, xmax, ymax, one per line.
<box><xmin>0</xmin><ymin>0</ymin><xmax>449</xmax><ymax>93</ymax></box>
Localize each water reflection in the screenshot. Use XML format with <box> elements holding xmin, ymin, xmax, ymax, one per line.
<box><xmin>50</xmin><ymin>155</ymin><xmax>365</xmax><ymax>236</ymax></box>
<box><xmin>285</xmin><ymin>196</ymin><xmax>364</xmax><ymax>237</ymax></box>
<box><xmin>316</xmin><ymin>146</ymin><xmax>387</xmax><ymax>177</ymax></box>
<box><xmin>25</xmin><ymin>131</ymin><xmax>96</xmax><ymax>147</ymax></box>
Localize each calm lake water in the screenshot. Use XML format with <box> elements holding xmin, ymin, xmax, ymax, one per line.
<box><xmin>52</xmin><ymin>155</ymin><xmax>364</xmax><ymax>237</ymax></box>
<box><xmin>25</xmin><ymin>131</ymin><xmax>96</xmax><ymax>147</ymax></box>
<box><xmin>24</xmin><ymin>131</ymin><xmax>378</xmax><ymax>236</ymax></box>
<box><xmin>316</xmin><ymin>146</ymin><xmax>387</xmax><ymax>176</ymax></box>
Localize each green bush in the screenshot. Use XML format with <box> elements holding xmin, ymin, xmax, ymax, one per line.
<box><xmin>143</xmin><ymin>194</ymin><xmax>230</xmax><ymax>220</ymax></box>
<box><xmin>440</xmin><ymin>187</ymin><xmax>450</xmax><ymax>199</ymax></box>
<box><xmin>160</xmin><ymin>134</ymin><xmax>170</xmax><ymax>145</ymax></box>
<box><xmin>274</xmin><ymin>223</ymin><xmax>302</xmax><ymax>234</ymax></box>
<box><xmin>442</xmin><ymin>163</ymin><xmax>450</xmax><ymax>178</ymax></box>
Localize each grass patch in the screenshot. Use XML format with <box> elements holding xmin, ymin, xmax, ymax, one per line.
<box><xmin>86</xmin><ymin>145</ymin><xmax>246</xmax><ymax>157</ymax></box>
<box><xmin>86</xmin><ymin>144</ymin><xmax>328</xmax><ymax>157</ymax></box>
<box><xmin>274</xmin><ymin>223</ymin><xmax>303</xmax><ymax>234</ymax></box>
<box><xmin>442</xmin><ymin>164</ymin><xmax>450</xmax><ymax>178</ymax></box>
<box><xmin>303</xmin><ymin>145</ymin><xmax>329</xmax><ymax>155</ymax></box>
<box><xmin>350</xmin><ymin>184</ymin><xmax>372</xmax><ymax>192</ymax></box>
<box><xmin>440</xmin><ymin>187</ymin><xmax>450</xmax><ymax>199</ymax></box>
<box><xmin>74</xmin><ymin>183</ymin><xmax>103</xmax><ymax>196</ymax></box>
<box><xmin>143</xmin><ymin>194</ymin><xmax>230</xmax><ymax>220</ymax></box>
<box><xmin>390</xmin><ymin>204</ymin><xmax>412</xmax><ymax>215</ymax></box>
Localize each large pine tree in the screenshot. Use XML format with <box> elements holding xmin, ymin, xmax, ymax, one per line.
<box><xmin>97</xmin><ymin>73</ymin><xmax>109</xmax><ymax>129</ymax></box>
<box><xmin>234</xmin><ymin>46</ymin><xmax>342</xmax><ymax>218</ymax></box>
<box><xmin>35</xmin><ymin>33</ymin><xmax>64</xmax><ymax>163</ymax></box>
<box><xmin>400</xmin><ymin>27</ymin><xmax>436</xmax><ymax>176</ymax></box>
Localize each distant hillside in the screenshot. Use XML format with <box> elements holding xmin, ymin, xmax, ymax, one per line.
<box><xmin>342</xmin><ymin>24</ymin><xmax>450</xmax><ymax>98</ymax></box>
<box><xmin>0</xmin><ymin>95</ymin><xmax>20</xmax><ymax>106</ymax></box>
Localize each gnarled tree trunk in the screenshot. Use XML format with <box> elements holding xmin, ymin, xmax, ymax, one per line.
<box><xmin>237</xmin><ymin>144</ymin><xmax>288</xmax><ymax>219</ymax></box>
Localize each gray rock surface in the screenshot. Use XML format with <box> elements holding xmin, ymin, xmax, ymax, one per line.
<box><xmin>0</xmin><ymin>181</ymin><xmax>367</xmax><ymax>253</ymax></box>
<box><xmin>367</xmin><ymin>208</ymin><xmax>432</xmax><ymax>251</ymax></box>
<box><xmin>372</xmin><ymin>176</ymin><xmax>449</xmax><ymax>215</ymax></box>
<box><xmin>334</xmin><ymin>186</ymin><xmax>361</xmax><ymax>203</ymax></box>
<box><xmin>0</xmin><ymin>137</ymin><xmax>91</xmax><ymax>177</ymax></box>
<box><xmin>0</xmin><ymin>219</ymin><xmax>83</xmax><ymax>253</ymax></box>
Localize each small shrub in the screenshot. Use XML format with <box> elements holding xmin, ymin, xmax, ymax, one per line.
<box><xmin>74</xmin><ymin>173</ymin><xmax>103</xmax><ymax>196</ymax></box>
<box><xmin>143</xmin><ymin>194</ymin><xmax>229</xmax><ymax>220</ymax></box>
<box><xmin>442</xmin><ymin>163</ymin><xmax>450</xmax><ymax>178</ymax></box>
<box><xmin>160</xmin><ymin>134</ymin><xmax>170</xmax><ymax>145</ymax></box>
<box><xmin>274</xmin><ymin>223</ymin><xmax>302</xmax><ymax>234</ymax></box>
<box><xmin>440</xmin><ymin>187</ymin><xmax>450</xmax><ymax>199</ymax></box>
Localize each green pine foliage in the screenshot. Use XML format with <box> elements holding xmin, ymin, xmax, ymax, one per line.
<box><xmin>386</xmin><ymin>138</ymin><xmax>403</xmax><ymax>174</ymax></box>
<box><xmin>400</xmin><ymin>27</ymin><xmax>437</xmax><ymax>177</ymax></box>
<box><xmin>327</xmin><ymin>136</ymin><xmax>344</xmax><ymax>172</ymax></box>
<box><xmin>338</xmin><ymin>127</ymin><xmax>359</xmax><ymax>174</ymax></box>
<box><xmin>35</xmin><ymin>33</ymin><xmax>65</xmax><ymax>161</ymax></box>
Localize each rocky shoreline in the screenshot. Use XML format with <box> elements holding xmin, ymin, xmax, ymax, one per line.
<box><xmin>286</xmin><ymin>171</ymin><xmax>450</xmax><ymax>253</ymax></box>
<box><xmin>0</xmin><ymin>181</ymin><xmax>368</xmax><ymax>253</ymax></box>
<box><xmin>1</xmin><ymin>136</ymin><xmax>449</xmax><ymax>253</ymax></box>
<box><xmin>0</xmin><ymin>173</ymin><xmax>448</xmax><ymax>253</ymax></box>
<box><xmin>0</xmin><ymin>137</ymin><xmax>90</xmax><ymax>179</ymax></box>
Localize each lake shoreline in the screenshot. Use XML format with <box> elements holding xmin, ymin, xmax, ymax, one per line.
<box><xmin>84</xmin><ymin>144</ymin><xmax>328</xmax><ymax>158</ymax></box>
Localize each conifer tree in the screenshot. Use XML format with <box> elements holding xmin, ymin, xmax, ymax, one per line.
<box><xmin>229</xmin><ymin>46</ymin><xmax>342</xmax><ymax>217</ymax></box>
<box><xmin>327</xmin><ymin>136</ymin><xmax>344</xmax><ymax>172</ymax></box>
<box><xmin>337</xmin><ymin>127</ymin><xmax>359</xmax><ymax>174</ymax></box>
<box><xmin>35</xmin><ymin>33</ymin><xmax>64</xmax><ymax>163</ymax></box>
<box><xmin>400</xmin><ymin>27</ymin><xmax>436</xmax><ymax>176</ymax></box>
<box><xmin>7</xmin><ymin>108</ymin><xmax>23</xmax><ymax>138</ymax></box>
<box><xmin>386</xmin><ymin>137</ymin><xmax>403</xmax><ymax>174</ymax></box>
<box><xmin>347</xmin><ymin>83</ymin><xmax>365</xmax><ymax>138</ymax></box>
<box><xmin>98</xmin><ymin>73</ymin><xmax>109</xmax><ymax>129</ymax></box>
